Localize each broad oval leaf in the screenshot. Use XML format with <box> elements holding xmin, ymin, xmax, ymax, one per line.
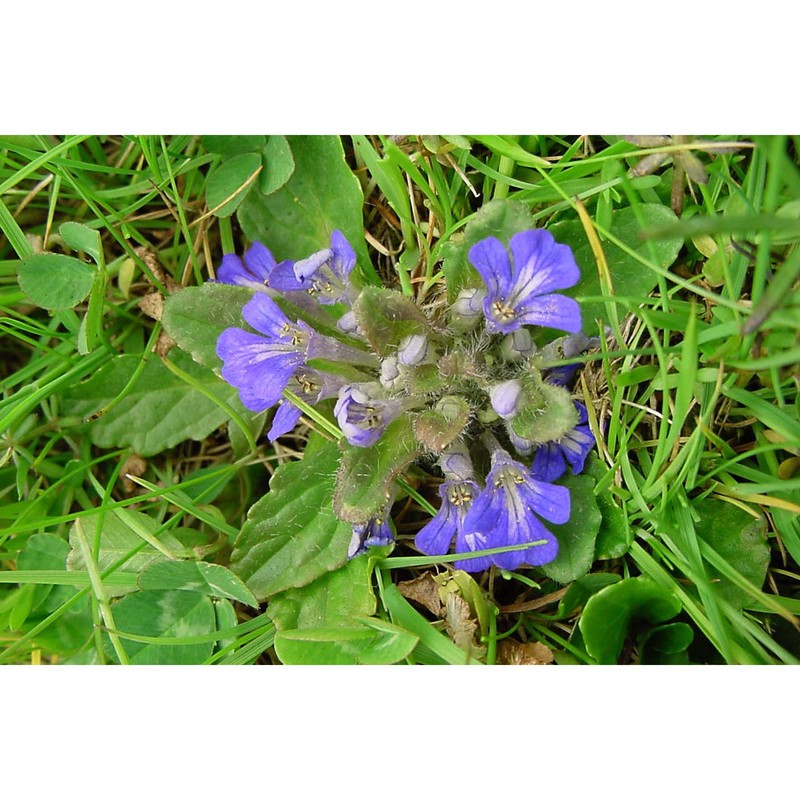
<box><xmin>552</xmin><ymin>204</ymin><xmax>683</xmax><ymax>332</ymax></box>
<box><xmin>66</xmin><ymin>509</ymin><xmax>203</xmax><ymax>596</ymax></box>
<box><xmin>105</xmin><ymin>589</ymin><xmax>216</xmax><ymax>665</ymax></box>
<box><xmin>237</xmin><ymin>135</ymin><xmax>378</xmax><ymax>286</ymax></box>
<box><xmin>579</xmin><ymin>576</ymin><xmax>682</xmax><ymax>664</ymax></box>
<box><xmin>229</xmin><ymin>441</ymin><xmax>354</xmax><ymax>600</ymax></box>
<box><xmin>267</xmin><ymin>555</ymin><xmax>376</xmax><ymax>631</ymax></box>
<box><xmin>334</xmin><ymin>416</ymin><xmax>423</xmax><ymax>524</ymax></box>
<box><xmin>59</xmin><ymin>221</ymin><xmax>103</xmax><ymax>265</ymax></box>
<box><xmin>259</xmin><ymin>135</ymin><xmax>295</xmax><ymax>195</ymax></box>
<box><xmin>583</xmin><ymin>454</ymin><xmax>632</xmax><ymax>560</ymax></box>
<box><xmin>138</xmin><ymin>561</ymin><xmax>258</xmax><ymax>608</ymax></box>
<box><xmin>161</xmin><ymin>283</ymin><xmax>253</xmax><ymax>369</ymax></box>
<box><xmin>61</xmin><ymin>349</ymin><xmax>239</xmax><ymax>456</ymax></box>
<box><xmin>17</xmin><ymin>252</ymin><xmax>95</xmax><ymax>310</ymax></box>
<box><xmin>274</xmin><ymin>620</ymin><xmax>417</xmax><ymax>665</ymax></box>
<box><xmin>540</xmin><ymin>474</ymin><xmax>602</xmax><ymax>585</ymax></box>
<box><xmin>201</xmin><ymin>135</ymin><xmax>266</xmax><ymax>157</ymax></box>
<box><xmin>206</xmin><ymin>152</ymin><xmax>262</xmax><ymax>218</ymax></box>
<box><xmin>693</xmin><ymin>497</ymin><xmax>769</xmax><ymax>608</ymax></box>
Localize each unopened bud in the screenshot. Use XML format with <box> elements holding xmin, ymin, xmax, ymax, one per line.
<box><xmin>489</xmin><ymin>380</ymin><xmax>524</xmax><ymax>419</ymax></box>
<box><xmin>380</xmin><ymin>356</ymin><xmax>402</xmax><ymax>389</ymax></box>
<box><xmin>500</xmin><ymin>328</ymin><xmax>535</xmax><ymax>362</ymax></box>
<box><xmin>397</xmin><ymin>333</ymin><xmax>429</xmax><ymax>366</ymax></box>
<box><xmin>539</xmin><ymin>332</ymin><xmax>592</xmax><ymax>365</ymax></box>
<box><xmin>337</xmin><ymin>310</ymin><xmax>360</xmax><ymax>335</ymax></box>
<box><xmin>439</xmin><ymin>447</ymin><xmax>475</xmax><ymax>482</ymax></box>
<box><xmin>450</xmin><ymin>287</ymin><xmax>486</xmax><ymax>330</ymax></box>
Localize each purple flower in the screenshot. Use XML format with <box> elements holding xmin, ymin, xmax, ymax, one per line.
<box><xmin>348</xmin><ymin>514</ymin><xmax>395</xmax><ymax>559</ymax></box>
<box><xmin>415</xmin><ymin>479</ymin><xmax>480</xmax><ymax>557</ymax></box>
<box><xmin>457</xmin><ymin>447</ymin><xmax>570</xmax><ymax>572</ymax></box>
<box><xmin>334</xmin><ymin>385</ymin><xmax>402</xmax><ymax>447</ymax></box>
<box><xmin>216</xmin><ymin>294</ymin><xmax>313</xmax><ymax>412</ymax></box>
<box><xmin>215</xmin><ymin>241</ymin><xmax>277</xmax><ymax>289</ymax></box>
<box><xmin>217</xmin><ymin>294</ymin><xmax>375</xmax><ymax>414</ymax></box>
<box><xmin>468</xmin><ymin>229</ymin><xmax>582</xmax><ymax>334</ymax></box>
<box><xmin>269</xmin><ymin>230</ymin><xmax>356</xmax><ymax>305</ymax></box>
<box><xmin>531</xmin><ymin>402</ymin><xmax>595</xmax><ymax>482</ymax></box>
<box><xmin>267</xmin><ymin>368</ymin><xmax>345</xmax><ymax>442</ymax></box>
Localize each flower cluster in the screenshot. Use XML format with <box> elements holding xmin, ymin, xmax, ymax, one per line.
<box><xmin>215</xmin><ymin>227</ymin><xmax>596</xmax><ymax>573</ymax></box>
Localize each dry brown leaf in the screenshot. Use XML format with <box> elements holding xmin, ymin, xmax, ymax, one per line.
<box><xmin>135</xmin><ymin>246</ymin><xmax>181</xmax><ymax>294</ymax></box>
<box><xmin>121</xmin><ymin>454</ymin><xmax>147</xmax><ymax>495</ymax></box>
<box><xmin>496</xmin><ymin>639</ymin><xmax>554</xmax><ymax>665</ymax></box>
<box><xmin>397</xmin><ymin>572</ymin><xmax>444</xmax><ymax>617</ymax></box>
<box><xmin>444</xmin><ymin>593</ymin><xmax>486</xmax><ymax>660</ymax></box>
<box><xmin>138</xmin><ymin>292</ymin><xmax>164</xmax><ymax>321</ymax></box>
<box><xmin>154</xmin><ymin>330</ymin><xmax>176</xmax><ymax>358</ymax></box>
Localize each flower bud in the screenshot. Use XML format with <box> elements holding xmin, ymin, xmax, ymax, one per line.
<box><xmin>449</xmin><ymin>287</ymin><xmax>486</xmax><ymax>331</ymax></box>
<box><xmin>539</xmin><ymin>332</ymin><xmax>592</xmax><ymax>364</ymax></box>
<box><xmin>500</xmin><ymin>328</ymin><xmax>535</xmax><ymax>362</ymax></box>
<box><xmin>438</xmin><ymin>446</ymin><xmax>475</xmax><ymax>482</ymax></box>
<box><xmin>380</xmin><ymin>356</ymin><xmax>402</xmax><ymax>389</ymax></box>
<box><xmin>337</xmin><ymin>310</ymin><xmax>361</xmax><ymax>336</ymax></box>
<box><xmin>489</xmin><ymin>379</ymin><xmax>524</xmax><ymax>419</ymax></box>
<box><xmin>397</xmin><ymin>333</ymin><xmax>429</xmax><ymax>366</ymax></box>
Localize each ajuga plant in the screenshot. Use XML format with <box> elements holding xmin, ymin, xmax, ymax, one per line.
<box><xmin>215</xmin><ymin>225</ymin><xmax>597</xmax><ymax>573</ymax></box>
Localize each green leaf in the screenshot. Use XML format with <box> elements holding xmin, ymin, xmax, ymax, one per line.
<box><xmin>440</xmin><ymin>199</ymin><xmax>535</xmax><ymax>302</ymax></box>
<box><xmin>161</xmin><ymin>283</ymin><xmax>253</xmax><ymax>369</ymax></box>
<box><xmin>583</xmin><ymin>455</ymin><xmax>632</xmax><ymax>560</ymax></box>
<box><xmin>640</xmin><ymin>622</ymin><xmax>695</xmax><ymax>657</ymax></box>
<box><xmin>201</xmin><ymin>135</ymin><xmax>266</xmax><ymax>157</ymax></box>
<box><xmin>17</xmin><ymin>533</ymin><xmax>71</xmax><ymax>611</ymax></box>
<box><xmin>206</xmin><ymin>152</ymin><xmax>262</xmax><ymax>218</ymax></box>
<box><xmin>259</xmin><ymin>135</ymin><xmax>295</xmax><ymax>195</ymax></box>
<box><xmin>0</xmin><ymin>135</ymin><xmax>47</xmax><ymax>151</ymax></box>
<box><xmin>13</xmin><ymin>534</ymin><xmax>93</xmax><ymax>652</ymax></box>
<box><xmin>66</xmin><ymin>509</ymin><xmax>199</xmax><ymax>595</ymax></box>
<box><xmin>510</xmin><ymin>382</ymin><xmax>577</xmax><ymax>444</ymax></box>
<box><xmin>138</xmin><ymin>561</ymin><xmax>258</xmax><ymax>608</ymax></box>
<box><xmin>61</xmin><ymin>350</ymin><xmax>238</xmax><ymax>456</ymax></box>
<box><xmin>413</xmin><ymin>396</ymin><xmax>471</xmax><ymax>454</ymax></box>
<box><xmin>693</xmin><ymin>498</ymin><xmax>770</xmax><ymax>608</ymax></box>
<box><xmin>334</xmin><ymin>416</ymin><xmax>423</xmax><ymax>524</ymax></box>
<box><xmin>579</xmin><ymin>576</ymin><xmax>682</xmax><ymax>664</ymax></box>
<box><xmin>29</xmin><ymin>602</ymin><xmax>94</xmax><ymax>655</ymax></box>
<box><xmin>551</xmin><ymin>204</ymin><xmax>683</xmax><ymax>332</ymax></box>
<box><xmin>556</xmin><ymin>572</ymin><xmax>622</xmax><ymax>618</ymax></box>
<box><xmin>274</xmin><ymin>619</ymin><xmax>418</xmax><ymax>665</ymax></box>
<box><xmin>268</xmin><ymin>555</ymin><xmax>376</xmax><ymax>631</ymax></box>
<box><xmin>229</xmin><ymin>441</ymin><xmax>353</xmax><ymax>600</ymax></box>
<box><xmin>59</xmin><ymin>221</ymin><xmax>103</xmax><ymax>265</ymax></box>
<box><xmin>351</xmin><ymin>286</ymin><xmax>432</xmax><ymax>357</ymax></box>
<box><xmin>8</xmin><ymin>584</ymin><xmax>35</xmax><ymax>630</ymax></box>
<box><xmin>17</xmin><ymin>252</ymin><xmax>95</xmax><ymax>310</ymax></box>
<box><xmin>237</xmin><ymin>135</ymin><xmax>377</xmax><ymax>286</ymax></box>
<box><xmin>105</xmin><ymin>589</ymin><xmax>216</xmax><ymax>664</ymax></box>
<box><xmin>540</xmin><ymin>474</ymin><xmax>602</xmax><ymax>584</ymax></box>
<box><xmin>214</xmin><ymin>598</ymin><xmax>239</xmax><ymax>651</ymax></box>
